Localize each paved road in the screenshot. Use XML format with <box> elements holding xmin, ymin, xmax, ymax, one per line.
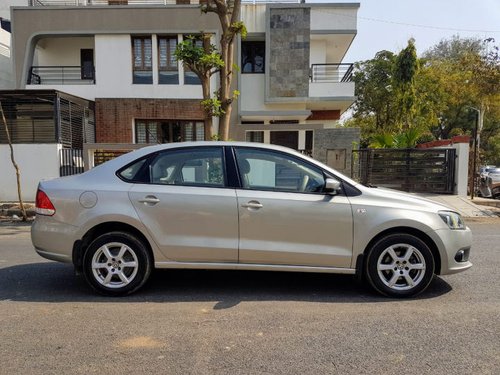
<box><xmin>0</xmin><ymin>219</ymin><xmax>499</xmax><ymax>375</ymax></box>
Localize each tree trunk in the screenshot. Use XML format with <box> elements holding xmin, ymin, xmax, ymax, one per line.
<box><xmin>0</xmin><ymin>102</ymin><xmax>28</xmax><ymax>221</ymax></box>
<box><xmin>218</xmin><ymin>37</ymin><xmax>230</xmax><ymax>141</ymax></box>
<box><xmin>215</xmin><ymin>0</ymin><xmax>241</xmax><ymax>141</ymax></box>
<box><xmin>201</xmin><ymin>78</ymin><xmax>214</xmax><ymax>140</ymax></box>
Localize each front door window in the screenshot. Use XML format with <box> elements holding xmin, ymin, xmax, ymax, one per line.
<box><xmin>234</xmin><ymin>147</ymin><xmax>324</xmax><ymax>193</ymax></box>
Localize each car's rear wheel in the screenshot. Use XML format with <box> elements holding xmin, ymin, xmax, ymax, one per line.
<box><xmin>83</xmin><ymin>232</ymin><xmax>152</xmax><ymax>296</ymax></box>
<box><xmin>365</xmin><ymin>233</ymin><xmax>435</xmax><ymax>298</ymax></box>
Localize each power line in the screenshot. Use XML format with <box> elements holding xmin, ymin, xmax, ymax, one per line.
<box><xmin>359</xmin><ymin>15</ymin><xmax>500</xmax><ymax>34</ymax></box>
<box><xmin>316</xmin><ymin>9</ymin><xmax>500</xmax><ymax>34</ymax></box>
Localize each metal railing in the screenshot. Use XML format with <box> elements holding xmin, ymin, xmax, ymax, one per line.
<box><xmin>60</xmin><ymin>148</ymin><xmax>85</xmax><ymax>176</ymax></box>
<box><xmin>310</xmin><ymin>63</ymin><xmax>354</xmax><ymax>83</ymax></box>
<box><xmin>28</xmin><ymin>66</ymin><xmax>95</xmax><ymax>85</ymax></box>
<box><xmin>30</xmin><ymin>0</ymin><xmax>200</xmax><ymax>5</ymax></box>
<box><xmin>29</xmin><ymin>0</ymin><xmax>300</xmax><ymax>5</ymax></box>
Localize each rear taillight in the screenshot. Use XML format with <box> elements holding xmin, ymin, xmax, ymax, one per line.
<box><xmin>35</xmin><ymin>189</ymin><xmax>56</xmax><ymax>216</ymax></box>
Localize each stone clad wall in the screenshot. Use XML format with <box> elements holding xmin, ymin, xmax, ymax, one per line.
<box><xmin>313</xmin><ymin>128</ymin><xmax>361</xmax><ymax>177</ymax></box>
<box><xmin>268</xmin><ymin>7</ymin><xmax>310</xmax><ymax>99</ymax></box>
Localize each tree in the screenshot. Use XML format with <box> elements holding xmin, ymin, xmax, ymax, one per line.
<box><xmin>176</xmin><ymin>0</ymin><xmax>246</xmax><ymax>140</ymax></box>
<box><xmin>175</xmin><ymin>35</ymin><xmax>224</xmax><ymax>140</ymax></box>
<box><xmin>393</xmin><ymin>38</ymin><xmax>419</xmax><ymax>130</ymax></box>
<box><xmin>0</xmin><ymin>102</ymin><xmax>28</xmax><ymax>221</ymax></box>
<box><xmin>423</xmin><ymin>35</ymin><xmax>483</xmax><ymax>61</ymax></box>
<box><xmin>423</xmin><ymin>37</ymin><xmax>500</xmax><ymax>157</ymax></box>
<box><xmin>347</xmin><ymin>42</ymin><xmax>424</xmax><ymax>146</ymax></box>
<box><xmin>351</xmin><ymin>50</ymin><xmax>397</xmax><ymax>131</ymax></box>
<box><xmin>347</xmin><ymin>36</ymin><xmax>500</xmax><ymax>155</ymax></box>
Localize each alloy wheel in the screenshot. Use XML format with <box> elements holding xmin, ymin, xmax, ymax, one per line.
<box><xmin>376</xmin><ymin>243</ymin><xmax>426</xmax><ymax>291</ymax></box>
<box><xmin>91</xmin><ymin>242</ymin><xmax>139</xmax><ymax>289</ymax></box>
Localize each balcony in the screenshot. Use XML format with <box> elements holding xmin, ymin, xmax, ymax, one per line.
<box><xmin>28</xmin><ymin>66</ymin><xmax>95</xmax><ymax>85</ymax></box>
<box><xmin>29</xmin><ymin>0</ymin><xmax>198</xmax><ymax>5</ymax></box>
<box><xmin>308</xmin><ymin>63</ymin><xmax>355</xmax><ymax>112</ymax></box>
<box><xmin>310</xmin><ymin>63</ymin><xmax>353</xmax><ymax>83</ymax></box>
<box><xmin>28</xmin><ymin>0</ymin><xmax>301</xmax><ymax>5</ymax></box>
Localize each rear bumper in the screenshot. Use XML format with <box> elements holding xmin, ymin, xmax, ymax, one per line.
<box><xmin>31</xmin><ymin>216</ymin><xmax>80</xmax><ymax>264</ymax></box>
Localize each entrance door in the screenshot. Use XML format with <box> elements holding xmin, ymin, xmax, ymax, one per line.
<box><xmin>80</xmin><ymin>49</ymin><xmax>94</xmax><ymax>80</ymax></box>
<box><xmin>270</xmin><ymin>131</ymin><xmax>298</xmax><ymax>150</ymax></box>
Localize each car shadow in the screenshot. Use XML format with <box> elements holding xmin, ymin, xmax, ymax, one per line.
<box><xmin>0</xmin><ymin>262</ymin><xmax>453</xmax><ymax>306</ymax></box>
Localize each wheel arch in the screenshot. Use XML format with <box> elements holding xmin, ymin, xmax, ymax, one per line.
<box><xmin>355</xmin><ymin>226</ymin><xmax>442</xmax><ymax>278</ymax></box>
<box><xmin>72</xmin><ymin>221</ymin><xmax>154</xmax><ymax>272</ymax></box>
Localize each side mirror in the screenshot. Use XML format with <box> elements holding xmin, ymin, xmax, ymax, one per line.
<box><xmin>324</xmin><ymin>178</ymin><xmax>341</xmax><ymax>195</ymax></box>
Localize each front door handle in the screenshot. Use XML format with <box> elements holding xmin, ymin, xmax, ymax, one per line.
<box><xmin>139</xmin><ymin>195</ymin><xmax>160</xmax><ymax>206</ymax></box>
<box><xmin>241</xmin><ymin>201</ymin><xmax>263</xmax><ymax>209</ymax></box>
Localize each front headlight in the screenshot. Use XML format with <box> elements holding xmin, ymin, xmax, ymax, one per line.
<box><xmin>438</xmin><ymin>211</ymin><xmax>465</xmax><ymax>230</ymax></box>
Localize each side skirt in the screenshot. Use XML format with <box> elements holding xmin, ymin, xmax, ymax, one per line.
<box><xmin>154</xmin><ymin>261</ymin><xmax>356</xmax><ymax>274</ymax></box>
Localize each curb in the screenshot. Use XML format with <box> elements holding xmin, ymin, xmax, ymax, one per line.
<box><xmin>472</xmin><ymin>198</ymin><xmax>500</xmax><ymax>209</ymax></box>
<box><xmin>0</xmin><ymin>203</ymin><xmax>36</xmax><ymax>219</ymax></box>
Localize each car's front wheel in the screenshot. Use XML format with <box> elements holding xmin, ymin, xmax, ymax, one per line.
<box><xmin>83</xmin><ymin>232</ymin><xmax>152</xmax><ymax>296</ymax></box>
<box><xmin>365</xmin><ymin>233</ymin><xmax>435</xmax><ymax>298</ymax></box>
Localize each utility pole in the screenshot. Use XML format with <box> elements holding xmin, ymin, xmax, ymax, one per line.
<box><xmin>468</xmin><ymin>106</ymin><xmax>480</xmax><ymax>200</ymax></box>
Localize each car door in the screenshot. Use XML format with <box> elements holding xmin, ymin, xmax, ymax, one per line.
<box><xmin>233</xmin><ymin>147</ymin><xmax>353</xmax><ymax>268</ymax></box>
<box><xmin>128</xmin><ymin>146</ymin><xmax>239</xmax><ymax>263</ymax></box>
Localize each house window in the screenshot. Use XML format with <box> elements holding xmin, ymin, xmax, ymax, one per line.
<box><xmin>242</xmin><ymin>41</ymin><xmax>265</xmax><ymax>73</ymax></box>
<box><xmin>246</xmin><ymin>131</ymin><xmax>264</xmax><ymax>143</ymax></box>
<box><xmin>183</xmin><ymin>35</ymin><xmax>202</xmax><ymax>85</ymax></box>
<box><xmin>158</xmin><ymin>36</ymin><xmax>179</xmax><ymax>84</ymax></box>
<box><xmin>135</xmin><ymin>120</ymin><xmax>159</xmax><ymax>143</ymax></box>
<box><xmin>135</xmin><ymin>120</ymin><xmax>205</xmax><ymax>143</ymax></box>
<box><xmin>132</xmin><ymin>36</ymin><xmax>153</xmax><ymax>84</ymax></box>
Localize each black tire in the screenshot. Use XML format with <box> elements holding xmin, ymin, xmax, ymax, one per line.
<box><xmin>364</xmin><ymin>233</ymin><xmax>435</xmax><ymax>298</ymax></box>
<box><xmin>83</xmin><ymin>231</ymin><xmax>152</xmax><ymax>296</ymax></box>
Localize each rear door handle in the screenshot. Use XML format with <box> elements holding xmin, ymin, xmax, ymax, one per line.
<box><xmin>241</xmin><ymin>201</ymin><xmax>263</xmax><ymax>209</ymax></box>
<box><xmin>139</xmin><ymin>195</ymin><xmax>160</xmax><ymax>205</ymax></box>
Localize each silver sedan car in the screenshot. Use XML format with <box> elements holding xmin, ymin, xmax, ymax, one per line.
<box><xmin>32</xmin><ymin>142</ymin><xmax>472</xmax><ymax>297</ymax></box>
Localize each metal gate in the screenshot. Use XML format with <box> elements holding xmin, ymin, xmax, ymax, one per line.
<box><xmin>352</xmin><ymin>148</ymin><xmax>456</xmax><ymax>194</ymax></box>
<box><xmin>59</xmin><ymin>148</ymin><xmax>84</xmax><ymax>176</ymax></box>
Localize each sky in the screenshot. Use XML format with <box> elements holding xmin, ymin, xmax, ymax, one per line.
<box><xmin>334</xmin><ymin>0</ymin><xmax>500</xmax><ymax>62</ymax></box>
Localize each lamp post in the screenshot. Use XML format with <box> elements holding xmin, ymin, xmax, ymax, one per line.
<box><xmin>468</xmin><ymin>106</ymin><xmax>480</xmax><ymax>200</ymax></box>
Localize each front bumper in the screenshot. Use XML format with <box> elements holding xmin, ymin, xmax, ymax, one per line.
<box><xmin>430</xmin><ymin>227</ymin><xmax>473</xmax><ymax>275</ymax></box>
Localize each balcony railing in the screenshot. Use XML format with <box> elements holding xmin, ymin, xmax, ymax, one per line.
<box><xmin>310</xmin><ymin>63</ymin><xmax>354</xmax><ymax>83</ymax></box>
<box><xmin>29</xmin><ymin>0</ymin><xmax>300</xmax><ymax>6</ymax></box>
<box><xmin>28</xmin><ymin>66</ymin><xmax>95</xmax><ymax>85</ymax></box>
